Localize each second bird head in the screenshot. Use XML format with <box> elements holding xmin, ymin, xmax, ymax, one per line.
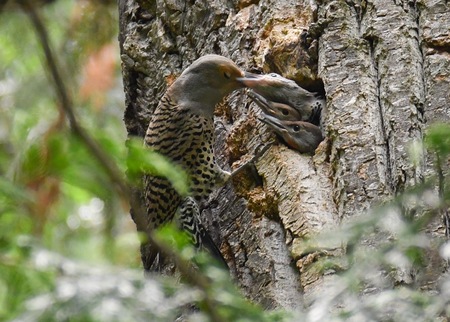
<box><xmin>238</xmin><ymin>72</ymin><xmax>324</xmax><ymax>123</ymax></box>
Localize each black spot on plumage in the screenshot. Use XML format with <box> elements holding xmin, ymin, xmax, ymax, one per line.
<box><xmin>140</xmin><ymin>55</ymin><xmax>248</xmax><ymax>270</ymax></box>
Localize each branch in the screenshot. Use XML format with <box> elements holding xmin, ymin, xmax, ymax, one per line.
<box><xmin>19</xmin><ymin>2</ymin><xmax>226</xmax><ymax>321</ymax></box>
<box><xmin>18</xmin><ymin>0</ymin><xmax>129</xmax><ymax>198</ymax></box>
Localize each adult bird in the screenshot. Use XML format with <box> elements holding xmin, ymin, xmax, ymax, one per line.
<box><xmin>138</xmin><ymin>54</ymin><xmax>264</xmax><ymax>271</ymax></box>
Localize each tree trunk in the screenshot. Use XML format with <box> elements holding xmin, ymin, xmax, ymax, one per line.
<box><xmin>119</xmin><ymin>0</ymin><xmax>450</xmax><ymax>310</ymax></box>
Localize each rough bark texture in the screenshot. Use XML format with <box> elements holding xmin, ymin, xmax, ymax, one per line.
<box><xmin>119</xmin><ymin>0</ymin><xmax>449</xmax><ymax>310</ymax></box>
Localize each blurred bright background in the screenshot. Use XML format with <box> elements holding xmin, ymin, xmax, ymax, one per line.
<box><xmin>0</xmin><ymin>1</ymin><xmax>142</xmax><ymax>319</ymax></box>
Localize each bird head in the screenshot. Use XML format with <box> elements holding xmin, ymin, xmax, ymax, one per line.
<box><xmin>238</xmin><ymin>73</ymin><xmax>321</xmax><ymax>121</ymax></box>
<box><xmin>169</xmin><ymin>54</ymin><xmax>261</xmax><ymax>117</ymax></box>
<box><xmin>259</xmin><ymin>113</ymin><xmax>323</xmax><ymax>153</ymax></box>
<box><xmin>247</xmin><ymin>91</ymin><xmax>302</xmax><ymax>121</ymax></box>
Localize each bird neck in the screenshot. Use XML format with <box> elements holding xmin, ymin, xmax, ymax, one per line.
<box><xmin>168</xmin><ymin>78</ymin><xmax>218</xmax><ymax>118</ymax></box>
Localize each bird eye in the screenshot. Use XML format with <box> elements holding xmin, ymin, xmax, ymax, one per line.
<box><xmin>293</xmin><ymin>125</ymin><xmax>300</xmax><ymax>132</ymax></box>
<box><xmin>224</xmin><ymin>71</ymin><xmax>231</xmax><ymax>79</ymax></box>
<box><xmin>269</xmin><ymin>73</ymin><xmax>279</xmax><ymax>77</ymax></box>
<box><xmin>282</xmin><ymin>110</ymin><xmax>289</xmax><ymax>115</ymax></box>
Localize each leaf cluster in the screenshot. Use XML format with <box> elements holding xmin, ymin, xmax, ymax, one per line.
<box><xmin>2</xmin><ymin>0</ymin><xmax>450</xmax><ymax>321</ymax></box>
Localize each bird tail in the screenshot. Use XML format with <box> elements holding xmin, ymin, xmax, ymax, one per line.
<box><xmin>178</xmin><ymin>197</ymin><xmax>229</xmax><ymax>270</ymax></box>
<box><xmin>198</xmin><ymin>221</ymin><xmax>229</xmax><ymax>270</ymax></box>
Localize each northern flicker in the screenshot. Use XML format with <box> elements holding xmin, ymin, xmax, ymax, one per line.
<box><xmin>140</xmin><ymin>55</ymin><xmax>260</xmax><ymax>270</ymax></box>
<box><xmin>241</xmin><ymin>73</ymin><xmax>325</xmax><ymax>125</ymax></box>
<box><xmin>259</xmin><ymin>113</ymin><xmax>323</xmax><ymax>153</ymax></box>
<box><xmin>248</xmin><ymin>91</ymin><xmax>302</xmax><ymax>121</ymax></box>
<box><xmin>244</xmin><ymin>76</ymin><xmax>325</xmax><ymax>153</ymax></box>
<box><xmin>176</xmin><ymin>196</ymin><xmax>225</xmax><ymax>264</ymax></box>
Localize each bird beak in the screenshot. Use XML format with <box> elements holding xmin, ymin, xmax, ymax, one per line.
<box><xmin>247</xmin><ymin>91</ymin><xmax>273</xmax><ymax>114</ymax></box>
<box><xmin>258</xmin><ymin>113</ymin><xmax>288</xmax><ymax>134</ymax></box>
<box><xmin>237</xmin><ymin>72</ymin><xmax>267</xmax><ymax>88</ymax></box>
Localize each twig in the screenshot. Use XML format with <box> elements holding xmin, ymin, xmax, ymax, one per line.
<box><xmin>18</xmin><ymin>0</ymin><xmax>129</xmax><ymax>198</ymax></box>
<box><xmin>19</xmin><ymin>2</ymin><xmax>225</xmax><ymax>321</ymax></box>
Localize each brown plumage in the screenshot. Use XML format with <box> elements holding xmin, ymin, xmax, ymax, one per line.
<box><xmin>258</xmin><ymin>113</ymin><xmax>323</xmax><ymax>154</ymax></box>
<box><xmin>248</xmin><ymin>91</ymin><xmax>302</xmax><ymax>121</ymax></box>
<box><xmin>242</xmin><ymin>73</ymin><xmax>324</xmax><ymax>125</ymax></box>
<box><xmin>140</xmin><ymin>55</ymin><xmax>257</xmax><ymax>270</ymax></box>
<box><xmin>243</xmin><ymin>73</ymin><xmax>325</xmax><ymax>153</ymax></box>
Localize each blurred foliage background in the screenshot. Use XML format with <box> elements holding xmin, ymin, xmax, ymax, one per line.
<box><xmin>1</xmin><ymin>0</ymin><xmax>450</xmax><ymax>321</ymax></box>
<box><xmin>0</xmin><ymin>0</ymin><xmax>143</xmax><ymax>319</ymax></box>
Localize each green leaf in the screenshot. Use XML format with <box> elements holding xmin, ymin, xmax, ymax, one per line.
<box><xmin>154</xmin><ymin>224</ymin><xmax>194</xmax><ymax>255</ymax></box>
<box><xmin>425</xmin><ymin>123</ymin><xmax>450</xmax><ymax>156</ymax></box>
<box><xmin>0</xmin><ymin>177</ymin><xmax>32</xmax><ymax>205</ymax></box>
<box><xmin>126</xmin><ymin>138</ymin><xmax>190</xmax><ymax>196</ymax></box>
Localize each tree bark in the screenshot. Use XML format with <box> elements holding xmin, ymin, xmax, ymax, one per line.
<box><xmin>119</xmin><ymin>0</ymin><xmax>450</xmax><ymax>310</ymax></box>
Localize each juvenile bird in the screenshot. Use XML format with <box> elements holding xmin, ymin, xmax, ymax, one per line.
<box><xmin>258</xmin><ymin>113</ymin><xmax>323</xmax><ymax>154</ymax></box>
<box><xmin>241</xmin><ymin>73</ymin><xmax>324</xmax><ymax>125</ymax></box>
<box><xmin>247</xmin><ymin>91</ymin><xmax>302</xmax><ymax>121</ymax></box>
<box><xmin>140</xmin><ymin>55</ymin><xmax>261</xmax><ymax>270</ymax></box>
